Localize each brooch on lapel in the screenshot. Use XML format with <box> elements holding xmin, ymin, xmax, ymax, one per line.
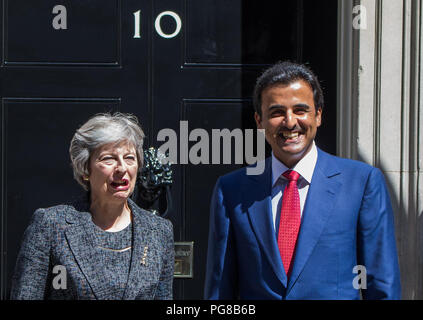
<box><xmin>140</xmin><ymin>246</ymin><xmax>148</xmax><ymax>266</ymax></box>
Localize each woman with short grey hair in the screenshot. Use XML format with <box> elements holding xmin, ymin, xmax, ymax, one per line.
<box><xmin>70</xmin><ymin>113</ymin><xmax>145</xmax><ymax>190</ymax></box>
<box><xmin>10</xmin><ymin>112</ymin><xmax>174</xmax><ymax>300</ymax></box>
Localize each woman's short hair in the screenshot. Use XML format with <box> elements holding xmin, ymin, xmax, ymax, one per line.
<box><xmin>69</xmin><ymin>112</ymin><xmax>145</xmax><ymax>190</ymax></box>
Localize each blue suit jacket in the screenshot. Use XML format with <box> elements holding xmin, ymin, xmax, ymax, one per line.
<box><xmin>204</xmin><ymin>148</ymin><xmax>401</xmax><ymax>299</ymax></box>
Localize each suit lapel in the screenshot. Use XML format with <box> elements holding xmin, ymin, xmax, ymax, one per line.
<box><xmin>286</xmin><ymin>149</ymin><xmax>342</xmax><ymax>294</ymax></box>
<box><xmin>64</xmin><ymin>201</ymin><xmax>111</xmax><ymax>300</ymax></box>
<box><xmin>245</xmin><ymin>158</ymin><xmax>287</xmax><ymax>287</ymax></box>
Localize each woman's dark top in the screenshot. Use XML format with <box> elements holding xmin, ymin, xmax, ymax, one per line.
<box><xmin>88</xmin><ymin>220</ymin><xmax>133</xmax><ymax>300</ymax></box>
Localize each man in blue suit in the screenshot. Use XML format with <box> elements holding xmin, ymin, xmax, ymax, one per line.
<box><xmin>204</xmin><ymin>62</ymin><xmax>401</xmax><ymax>299</ymax></box>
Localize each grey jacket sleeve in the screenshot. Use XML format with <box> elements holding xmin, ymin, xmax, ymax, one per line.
<box><xmin>154</xmin><ymin>219</ymin><xmax>174</xmax><ymax>300</ymax></box>
<box><xmin>10</xmin><ymin>209</ymin><xmax>52</xmax><ymax>300</ymax></box>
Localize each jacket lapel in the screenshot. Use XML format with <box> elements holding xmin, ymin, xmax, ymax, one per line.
<box><xmin>64</xmin><ymin>198</ymin><xmax>154</xmax><ymax>300</ymax></box>
<box><xmin>122</xmin><ymin>199</ymin><xmax>154</xmax><ymax>300</ymax></box>
<box><xmin>64</xmin><ymin>200</ymin><xmax>111</xmax><ymax>300</ymax></box>
<box><xmin>245</xmin><ymin>158</ymin><xmax>287</xmax><ymax>287</ymax></box>
<box><xmin>286</xmin><ymin>149</ymin><xmax>342</xmax><ymax>294</ymax></box>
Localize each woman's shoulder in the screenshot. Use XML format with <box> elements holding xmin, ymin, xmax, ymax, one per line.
<box><xmin>31</xmin><ymin>200</ymin><xmax>88</xmax><ymax>225</ymax></box>
<box><xmin>129</xmin><ymin>200</ymin><xmax>173</xmax><ymax>231</ymax></box>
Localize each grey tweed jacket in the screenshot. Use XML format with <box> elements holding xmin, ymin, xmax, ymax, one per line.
<box><xmin>10</xmin><ymin>197</ymin><xmax>174</xmax><ymax>300</ymax></box>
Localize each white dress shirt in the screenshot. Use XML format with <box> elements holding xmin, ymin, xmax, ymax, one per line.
<box><xmin>271</xmin><ymin>141</ymin><xmax>318</xmax><ymax>235</ymax></box>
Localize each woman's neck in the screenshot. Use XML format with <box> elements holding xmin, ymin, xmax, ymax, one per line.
<box><xmin>89</xmin><ymin>198</ymin><xmax>132</xmax><ymax>232</ymax></box>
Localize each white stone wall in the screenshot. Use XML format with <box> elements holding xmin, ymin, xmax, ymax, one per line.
<box><xmin>338</xmin><ymin>0</ymin><xmax>423</xmax><ymax>299</ymax></box>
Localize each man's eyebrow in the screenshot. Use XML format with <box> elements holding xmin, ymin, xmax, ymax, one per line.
<box><xmin>267</xmin><ymin>103</ymin><xmax>312</xmax><ymax>110</ymax></box>
<box><xmin>294</xmin><ymin>103</ymin><xmax>312</xmax><ymax>109</ymax></box>
<box><xmin>268</xmin><ymin>104</ymin><xmax>285</xmax><ymax>110</ymax></box>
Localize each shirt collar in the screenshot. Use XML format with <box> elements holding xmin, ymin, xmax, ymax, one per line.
<box><xmin>271</xmin><ymin>141</ymin><xmax>318</xmax><ymax>186</ymax></box>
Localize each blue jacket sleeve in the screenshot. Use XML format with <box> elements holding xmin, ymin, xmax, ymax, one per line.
<box><xmin>204</xmin><ymin>178</ymin><xmax>238</xmax><ymax>299</ymax></box>
<box><xmin>358</xmin><ymin>167</ymin><xmax>401</xmax><ymax>299</ymax></box>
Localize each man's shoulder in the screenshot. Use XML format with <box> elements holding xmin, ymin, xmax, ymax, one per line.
<box><xmin>214</xmin><ymin>148</ymin><xmax>383</xmax><ymax>189</ymax></box>
<box><xmin>218</xmin><ymin>158</ymin><xmax>270</xmax><ymax>183</ymax></box>
<box><xmin>316</xmin><ymin>148</ymin><xmax>382</xmax><ymax>183</ymax></box>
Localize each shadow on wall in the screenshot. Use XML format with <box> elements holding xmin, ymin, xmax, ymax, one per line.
<box><xmin>356</xmin><ymin>152</ymin><xmax>423</xmax><ymax>300</ymax></box>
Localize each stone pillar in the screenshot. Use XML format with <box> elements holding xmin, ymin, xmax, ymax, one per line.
<box><xmin>338</xmin><ymin>0</ymin><xmax>423</xmax><ymax>299</ymax></box>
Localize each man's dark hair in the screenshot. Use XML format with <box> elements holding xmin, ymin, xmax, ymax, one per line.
<box><xmin>253</xmin><ymin>61</ymin><xmax>324</xmax><ymax>117</ymax></box>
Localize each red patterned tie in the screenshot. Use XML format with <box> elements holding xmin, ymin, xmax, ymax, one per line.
<box><xmin>277</xmin><ymin>170</ymin><xmax>301</xmax><ymax>277</ymax></box>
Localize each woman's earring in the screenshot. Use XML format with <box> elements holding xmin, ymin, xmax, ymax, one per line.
<box><xmin>83</xmin><ymin>176</ymin><xmax>89</xmax><ymax>181</ymax></box>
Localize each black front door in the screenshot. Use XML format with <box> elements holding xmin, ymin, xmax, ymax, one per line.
<box><xmin>0</xmin><ymin>0</ymin><xmax>337</xmax><ymax>299</ymax></box>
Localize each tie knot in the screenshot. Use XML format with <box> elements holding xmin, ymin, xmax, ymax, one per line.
<box><xmin>283</xmin><ymin>170</ymin><xmax>300</xmax><ymax>182</ymax></box>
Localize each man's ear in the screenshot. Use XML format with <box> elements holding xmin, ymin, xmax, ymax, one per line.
<box><xmin>316</xmin><ymin>107</ymin><xmax>322</xmax><ymax>127</ymax></box>
<box><xmin>254</xmin><ymin>112</ymin><xmax>262</xmax><ymax>129</ymax></box>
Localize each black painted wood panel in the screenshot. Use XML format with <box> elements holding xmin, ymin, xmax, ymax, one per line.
<box><xmin>0</xmin><ymin>0</ymin><xmax>338</xmax><ymax>299</ymax></box>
